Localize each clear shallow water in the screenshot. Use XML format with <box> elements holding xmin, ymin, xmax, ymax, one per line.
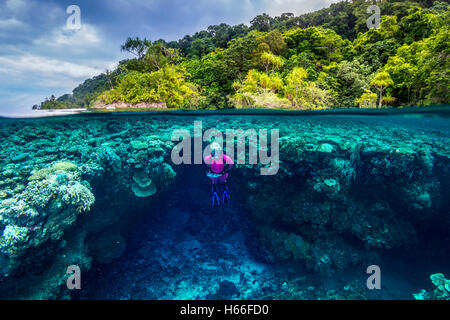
<box><xmin>0</xmin><ymin>107</ymin><xmax>449</xmax><ymax>300</ymax></box>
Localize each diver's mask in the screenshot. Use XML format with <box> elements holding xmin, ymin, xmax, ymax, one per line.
<box><xmin>211</xmin><ymin>143</ymin><xmax>222</xmax><ymax>159</ymax></box>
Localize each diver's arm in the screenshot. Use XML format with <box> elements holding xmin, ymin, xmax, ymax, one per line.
<box><xmin>224</xmin><ymin>164</ymin><xmax>232</xmax><ymax>173</ymax></box>
<box><xmin>204</xmin><ymin>155</ymin><xmax>212</xmax><ymax>173</ymax></box>
<box><xmin>224</xmin><ymin>155</ymin><xmax>234</xmax><ymax>172</ymax></box>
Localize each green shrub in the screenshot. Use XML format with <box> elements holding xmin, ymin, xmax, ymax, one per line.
<box><xmin>99</xmin><ymin>66</ymin><xmax>199</xmax><ymax>108</ymax></box>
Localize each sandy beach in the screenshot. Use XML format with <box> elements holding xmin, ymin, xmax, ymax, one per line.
<box><xmin>0</xmin><ymin>108</ymin><xmax>87</xmax><ymax>118</ymax></box>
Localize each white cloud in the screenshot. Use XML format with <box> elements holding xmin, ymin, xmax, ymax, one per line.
<box><xmin>0</xmin><ymin>55</ymin><xmax>103</xmax><ymax>78</ymax></box>
<box><xmin>0</xmin><ymin>17</ymin><xmax>27</xmax><ymax>30</ymax></box>
<box><xmin>0</xmin><ymin>92</ymin><xmax>46</xmax><ymax>116</ymax></box>
<box><xmin>0</xmin><ymin>53</ymin><xmax>118</xmax><ymax>116</ymax></box>
<box><xmin>111</xmin><ymin>0</ymin><xmax>162</xmax><ymax>12</ymax></box>
<box><xmin>5</xmin><ymin>0</ymin><xmax>27</xmax><ymax>14</ymax></box>
<box><xmin>245</xmin><ymin>0</ymin><xmax>338</xmax><ymax>18</ymax></box>
<box><xmin>33</xmin><ymin>24</ymin><xmax>102</xmax><ymax>48</ymax></box>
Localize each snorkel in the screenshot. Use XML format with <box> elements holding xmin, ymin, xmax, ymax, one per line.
<box><xmin>210</xmin><ymin>142</ymin><xmax>222</xmax><ymax>160</ymax></box>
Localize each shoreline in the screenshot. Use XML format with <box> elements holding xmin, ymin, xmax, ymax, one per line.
<box><xmin>1</xmin><ymin>108</ymin><xmax>88</xmax><ymax>119</ymax></box>
<box><xmin>1</xmin><ymin>104</ymin><xmax>449</xmax><ymax>119</ymax></box>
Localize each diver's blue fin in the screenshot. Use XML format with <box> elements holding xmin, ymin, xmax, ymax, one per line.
<box><xmin>212</xmin><ymin>191</ymin><xmax>220</xmax><ymax>207</ymax></box>
<box><xmin>222</xmin><ymin>186</ymin><xmax>231</xmax><ymax>204</ymax></box>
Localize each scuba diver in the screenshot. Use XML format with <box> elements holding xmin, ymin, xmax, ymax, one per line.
<box><xmin>204</xmin><ymin>142</ymin><xmax>234</xmax><ymax>207</ymax></box>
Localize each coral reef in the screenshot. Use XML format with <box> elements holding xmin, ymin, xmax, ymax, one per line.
<box><xmin>132</xmin><ymin>170</ymin><xmax>157</xmax><ymax>197</ymax></box>
<box><xmin>0</xmin><ymin>116</ymin><xmax>178</xmax><ymax>298</ymax></box>
<box><xmin>230</xmin><ymin>117</ymin><xmax>449</xmax><ymax>275</ymax></box>
<box><xmin>414</xmin><ymin>273</ymin><xmax>450</xmax><ymax>300</ymax></box>
<box><xmin>0</xmin><ymin>160</ymin><xmax>95</xmax><ymax>281</ymax></box>
<box><xmin>0</xmin><ymin>113</ymin><xmax>449</xmax><ymax>299</ymax></box>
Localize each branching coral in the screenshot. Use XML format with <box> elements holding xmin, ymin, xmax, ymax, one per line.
<box><xmin>0</xmin><ymin>225</ymin><xmax>29</xmax><ymax>254</ymax></box>
<box><xmin>61</xmin><ymin>182</ymin><xmax>95</xmax><ymax>213</ymax></box>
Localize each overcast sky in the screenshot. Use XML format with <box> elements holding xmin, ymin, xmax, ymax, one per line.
<box><xmin>0</xmin><ymin>0</ymin><xmax>340</xmax><ymax>116</ymax></box>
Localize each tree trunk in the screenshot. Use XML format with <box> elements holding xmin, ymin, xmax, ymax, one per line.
<box><xmin>408</xmin><ymin>86</ymin><xmax>411</xmax><ymax>106</ymax></box>
<box><xmin>378</xmin><ymin>87</ymin><xmax>383</xmax><ymax>109</ymax></box>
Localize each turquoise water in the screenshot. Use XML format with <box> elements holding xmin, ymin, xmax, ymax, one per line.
<box><xmin>0</xmin><ymin>107</ymin><xmax>449</xmax><ymax>300</ymax></box>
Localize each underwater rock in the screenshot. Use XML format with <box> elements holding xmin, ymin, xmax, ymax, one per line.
<box><xmin>416</xmin><ymin>192</ymin><xmax>431</xmax><ymax>208</ymax></box>
<box><xmin>313</xmin><ymin>178</ymin><xmax>341</xmax><ymax>197</ymax></box>
<box><xmin>317</xmin><ymin>143</ymin><xmax>335</xmax><ymax>153</ymax></box>
<box><xmin>131</xmin><ymin>140</ymin><xmax>148</xmax><ymax>151</ymax></box>
<box><xmin>218</xmin><ymin>280</ymin><xmax>239</xmax><ymax>298</ymax></box>
<box><xmin>96</xmin><ymin>147</ymin><xmax>121</xmax><ymax>173</ymax></box>
<box><xmin>401</xmin><ymin>180</ymin><xmax>439</xmax><ymax>215</ymax></box>
<box><xmin>0</xmin><ymin>252</ymin><xmax>9</xmax><ymax>276</ymax></box>
<box><xmin>88</xmin><ymin>232</ymin><xmax>126</xmax><ymax>264</ymax></box>
<box><xmin>11</xmin><ymin>153</ymin><xmax>29</xmax><ymax>163</ymax></box>
<box><xmin>14</xmin><ymin>230</ymin><xmax>93</xmax><ymax>300</ymax></box>
<box><xmin>106</xmin><ymin>121</ymin><xmax>124</xmax><ymax>133</ymax></box>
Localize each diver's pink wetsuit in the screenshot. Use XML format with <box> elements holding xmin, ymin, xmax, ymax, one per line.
<box><xmin>205</xmin><ymin>154</ymin><xmax>234</xmax><ymax>184</ymax></box>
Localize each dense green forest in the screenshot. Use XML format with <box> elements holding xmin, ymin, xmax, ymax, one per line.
<box><xmin>39</xmin><ymin>0</ymin><xmax>450</xmax><ymax>110</ymax></box>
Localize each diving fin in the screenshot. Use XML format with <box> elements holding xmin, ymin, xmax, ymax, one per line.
<box><xmin>222</xmin><ymin>185</ymin><xmax>231</xmax><ymax>204</ymax></box>
<box><xmin>211</xmin><ymin>186</ymin><xmax>221</xmax><ymax>207</ymax></box>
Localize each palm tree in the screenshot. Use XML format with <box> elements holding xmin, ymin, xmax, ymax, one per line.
<box><xmin>370</xmin><ymin>71</ymin><xmax>394</xmax><ymax>108</ymax></box>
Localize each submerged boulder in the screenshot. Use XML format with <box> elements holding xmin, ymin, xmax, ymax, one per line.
<box><xmin>131</xmin><ymin>140</ymin><xmax>148</xmax><ymax>151</ymax></box>
<box><xmin>88</xmin><ymin>232</ymin><xmax>126</xmax><ymax>264</ymax></box>
<box><xmin>317</xmin><ymin>143</ymin><xmax>335</xmax><ymax>153</ymax></box>
<box><xmin>218</xmin><ymin>280</ymin><xmax>239</xmax><ymax>299</ymax></box>
<box><xmin>11</xmin><ymin>153</ymin><xmax>29</xmax><ymax>163</ymax></box>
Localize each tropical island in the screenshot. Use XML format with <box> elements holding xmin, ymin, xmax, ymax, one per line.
<box><xmin>37</xmin><ymin>0</ymin><xmax>449</xmax><ymax>111</ymax></box>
